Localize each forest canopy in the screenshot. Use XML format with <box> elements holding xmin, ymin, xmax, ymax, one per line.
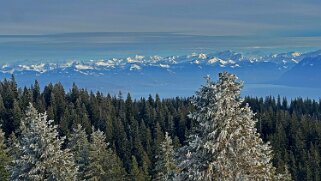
<box><xmin>0</xmin><ymin>73</ymin><xmax>319</xmax><ymax>180</ymax></box>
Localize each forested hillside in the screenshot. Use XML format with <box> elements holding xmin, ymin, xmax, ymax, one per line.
<box><xmin>0</xmin><ymin>75</ymin><xmax>320</xmax><ymax>180</ymax></box>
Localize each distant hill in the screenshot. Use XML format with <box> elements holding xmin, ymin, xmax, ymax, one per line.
<box><xmin>0</xmin><ymin>50</ymin><xmax>320</xmax><ymax>97</ymax></box>
<box><xmin>278</xmin><ymin>55</ymin><xmax>321</xmax><ymax>88</ymax></box>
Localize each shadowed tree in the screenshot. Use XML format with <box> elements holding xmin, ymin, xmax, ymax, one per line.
<box><xmin>155</xmin><ymin>132</ymin><xmax>178</xmax><ymax>181</ymax></box>
<box><xmin>85</xmin><ymin>127</ymin><xmax>126</xmax><ymax>181</ymax></box>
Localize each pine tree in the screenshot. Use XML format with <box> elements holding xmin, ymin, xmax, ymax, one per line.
<box><xmin>7</xmin><ymin>133</ymin><xmax>20</xmax><ymax>168</ymax></box>
<box><xmin>85</xmin><ymin>127</ymin><xmax>126</xmax><ymax>180</ymax></box>
<box><xmin>276</xmin><ymin>165</ymin><xmax>292</xmax><ymax>181</ymax></box>
<box><xmin>8</xmin><ymin>103</ymin><xmax>78</xmax><ymax>181</ymax></box>
<box><xmin>0</xmin><ymin>126</ymin><xmax>10</xmax><ymax>180</ymax></box>
<box><xmin>130</xmin><ymin>155</ymin><xmax>149</xmax><ymax>181</ymax></box>
<box><xmin>155</xmin><ymin>132</ymin><xmax>178</xmax><ymax>181</ymax></box>
<box><xmin>68</xmin><ymin>124</ymin><xmax>90</xmax><ymax>180</ymax></box>
<box><xmin>178</xmin><ymin>72</ymin><xmax>289</xmax><ymax>180</ymax></box>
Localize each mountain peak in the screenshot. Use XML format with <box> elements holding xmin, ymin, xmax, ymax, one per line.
<box><xmin>1</xmin><ymin>50</ymin><xmax>320</xmax><ymax>74</ymax></box>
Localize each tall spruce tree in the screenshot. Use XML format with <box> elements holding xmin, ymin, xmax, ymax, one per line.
<box><xmin>8</xmin><ymin>103</ymin><xmax>78</xmax><ymax>181</ymax></box>
<box><xmin>68</xmin><ymin>124</ymin><xmax>90</xmax><ymax>180</ymax></box>
<box><xmin>85</xmin><ymin>127</ymin><xmax>126</xmax><ymax>180</ymax></box>
<box><xmin>178</xmin><ymin>72</ymin><xmax>290</xmax><ymax>180</ymax></box>
<box><xmin>155</xmin><ymin>132</ymin><xmax>178</xmax><ymax>181</ymax></box>
<box><xmin>0</xmin><ymin>125</ymin><xmax>10</xmax><ymax>180</ymax></box>
<box><xmin>130</xmin><ymin>155</ymin><xmax>149</xmax><ymax>181</ymax></box>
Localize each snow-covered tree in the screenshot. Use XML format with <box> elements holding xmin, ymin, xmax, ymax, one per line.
<box><xmin>8</xmin><ymin>103</ymin><xmax>78</xmax><ymax>181</ymax></box>
<box><xmin>85</xmin><ymin>127</ymin><xmax>126</xmax><ymax>181</ymax></box>
<box><xmin>68</xmin><ymin>124</ymin><xmax>90</xmax><ymax>180</ymax></box>
<box><xmin>7</xmin><ymin>133</ymin><xmax>19</xmax><ymax>169</ymax></box>
<box><xmin>178</xmin><ymin>72</ymin><xmax>290</xmax><ymax>180</ymax></box>
<box><xmin>276</xmin><ymin>165</ymin><xmax>292</xmax><ymax>181</ymax></box>
<box><xmin>155</xmin><ymin>132</ymin><xmax>178</xmax><ymax>181</ymax></box>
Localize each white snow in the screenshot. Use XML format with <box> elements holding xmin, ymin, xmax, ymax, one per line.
<box><xmin>0</xmin><ymin>50</ymin><xmax>310</xmax><ymax>75</ymax></box>
<box><xmin>95</xmin><ymin>60</ymin><xmax>115</xmax><ymax>68</ymax></box>
<box><xmin>208</xmin><ymin>57</ymin><xmax>221</xmax><ymax>64</ymax></box>
<box><xmin>168</xmin><ymin>56</ymin><xmax>177</xmax><ymax>64</ymax></box>
<box><xmin>18</xmin><ymin>65</ymin><xmax>31</xmax><ymax>70</ymax></box>
<box><xmin>219</xmin><ymin>59</ymin><xmax>229</xmax><ymax>65</ymax></box>
<box><xmin>231</xmin><ymin>64</ymin><xmax>240</xmax><ymax>68</ymax></box>
<box><xmin>77</xmin><ymin>70</ymin><xmax>89</xmax><ymax>75</ymax></box>
<box><xmin>31</xmin><ymin>63</ymin><xmax>46</xmax><ymax>72</ymax></box>
<box><xmin>2</xmin><ymin>64</ymin><xmax>9</xmax><ymax>69</ymax></box>
<box><xmin>135</xmin><ymin>55</ymin><xmax>144</xmax><ymax>60</ymax></box>
<box><xmin>291</xmin><ymin>52</ymin><xmax>301</xmax><ymax>57</ymax></box>
<box><xmin>194</xmin><ymin>60</ymin><xmax>201</xmax><ymax>64</ymax></box>
<box><xmin>198</xmin><ymin>53</ymin><xmax>207</xmax><ymax>59</ymax></box>
<box><xmin>1</xmin><ymin>69</ymin><xmax>15</xmax><ymax>74</ymax></box>
<box><xmin>207</xmin><ymin>57</ymin><xmax>235</xmax><ymax>65</ymax></box>
<box><xmin>75</xmin><ymin>64</ymin><xmax>94</xmax><ymax>70</ymax></box>
<box><xmin>291</xmin><ymin>59</ymin><xmax>299</xmax><ymax>63</ymax></box>
<box><xmin>130</xmin><ymin>64</ymin><xmax>141</xmax><ymax>71</ymax></box>
<box><xmin>150</xmin><ymin>55</ymin><xmax>162</xmax><ymax>62</ymax></box>
<box><xmin>17</xmin><ymin>63</ymin><xmax>47</xmax><ymax>73</ymax></box>
<box><xmin>127</xmin><ymin>55</ymin><xmax>144</xmax><ymax>63</ymax></box>
<box><xmin>159</xmin><ymin>64</ymin><xmax>170</xmax><ymax>68</ymax></box>
<box><xmin>61</xmin><ymin>61</ymin><xmax>76</xmax><ymax>68</ymax></box>
<box><xmin>228</xmin><ymin>60</ymin><xmax>236</xmax><ymax>64</ymax></box>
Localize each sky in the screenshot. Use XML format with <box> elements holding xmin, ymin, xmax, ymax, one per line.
<box><xmin>1</xmin><ymin>0</ymin><xmax>321</xmax><ymax>37</ymax></box>
<box><xmin>0</xmin><ymin>0</ymin><xmax>321</xmax><ymax>64</ymax></box>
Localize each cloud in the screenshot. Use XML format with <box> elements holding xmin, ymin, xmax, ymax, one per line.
<box><xmin>0</xmin><ymin>0</ymin><xmax>320</xmax><ymax>36</ymax></box>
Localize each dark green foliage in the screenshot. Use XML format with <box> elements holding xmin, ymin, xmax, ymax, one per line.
<box><xmin>85</xmin><ymin>127</ymin><xmax>126</xmax><ymax>180</ymax></box>
<box><xmin>0</xmin><ymin>126</ymin><xmax>10</xmax><ymax>180</ymax></box>
<box><xmin>130</xmin><ymin>156</ymin><xmax>150</xmax><ymax>181</ymax></box>
<box><xmin>244</xmin><ymin>96</ymin><xmax>321</xmax><ymax>180</ymax></box>
<box><xmin>68</xmin><ymin>124</ymin><xmax>90</xmax><ymax>180</ymax></box>
<box><xmin>0</xmin><ymin>76</ymin><xmax>321</xmax><ymax>180</ymax></box>
<box><xmin>154</xmin><ymin>132</ymin><xmax>178</xmax><ymax>181</ymax></box>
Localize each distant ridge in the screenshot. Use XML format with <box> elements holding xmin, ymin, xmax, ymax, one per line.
<box><xmin>0</xmin><ymin>50</ymin><xmax>320</xmax><ymax>97</ymax></box>
<box><xmin>278</xmin><ymin>55</ymin><xmax>321</xmax><ymax>88</ymax></box>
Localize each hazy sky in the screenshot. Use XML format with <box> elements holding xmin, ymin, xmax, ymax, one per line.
<box><xmin>1</xmin><ymin>0</ymin><xmax>321</xmax><ymax>36</ymax></box>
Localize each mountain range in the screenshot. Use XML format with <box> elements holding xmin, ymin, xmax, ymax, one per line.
<box><xmin>1</xmin><ymin>50</ymin><xmax>321</xmax><ymax>97</ymax></box>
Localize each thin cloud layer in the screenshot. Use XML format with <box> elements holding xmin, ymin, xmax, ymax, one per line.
<box><xmin>0</xmin><ymin>0</ymin><xmax>320</xmax><ymax>36</ymax></box>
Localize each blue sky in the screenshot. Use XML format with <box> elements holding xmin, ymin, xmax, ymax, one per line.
<box><xmin>1</xmin><ymin>0</ymin><xmax>321</xmax><ymax>36</ymax></box>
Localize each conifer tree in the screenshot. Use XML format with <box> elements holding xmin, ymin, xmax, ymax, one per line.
<box><xmin>7</xmin><ymin>133</ymin><xmax>18</xmax><ymax>158</ymax></box>
<box><xmin>8</xmin><ymin>103</ymin><xmax>78</xmax><ymax>181</ymax></box>
<box><xmin>130</xmin><ymin>155</ymin><xmax>149</xmax><ymax>181</ymax></box>
<box><xmin>85</xmin><ymin>127</ymin><xmax>126</xmax><ymax>181</ymax></box>
<box><xmin>155</xmin><ymin>132</ymin><xmax>178</xmax><ymax>181</ymax></box>
<box><xmin>0</xmin><ymin>76</ymin><xmax>319</xmax><ymax>179</ymax></box>
<box><xmin>0</xmin><ymin>126</ymin><xmax>10</xmax><ymax>180</ymax></box>
<box><xmin>68</xmin><ymin>124</ymin><xmax>90</xmax><ymax>180</ymax></box>
<box><xmin>178</xmin><ymin>72</ymin><xmax>290</xmax><ymax>180</ymax></box>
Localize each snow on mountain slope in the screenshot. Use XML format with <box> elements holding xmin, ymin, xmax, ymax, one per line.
<box><xmin>1</xmin><ymin>50</ymin><xmax>309</xmax><ymax>75</ymax></box>
<box><xmin>278</xmin><ymin>55</ymin><xmax>321</xmax><ymax>87</ymax></box>
<box><xmin>0</xmin><ymin>50</ymin><xmax>319</xmax><ymax>97</ymax></box>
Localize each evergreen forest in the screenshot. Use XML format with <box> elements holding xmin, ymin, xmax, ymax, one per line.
<box><xmin>0</xmin><ymin>74</ymin><xmax>320</xmax><ymax>180</ymax></box>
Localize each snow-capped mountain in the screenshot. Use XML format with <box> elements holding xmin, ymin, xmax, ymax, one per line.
<box><xmin>0</xmin><ymin>50</ymin><xmax>320</xmax><ymax>97</ymax></box>
<box><xmin>0</xmin><ymin>50</ymin><xmax>305</xmax><ymax>74</ymax></box>
<box><xmin>278</xmin><ymin>55</ymin><xmax>321</xmax><ymax>87</ymax></box>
